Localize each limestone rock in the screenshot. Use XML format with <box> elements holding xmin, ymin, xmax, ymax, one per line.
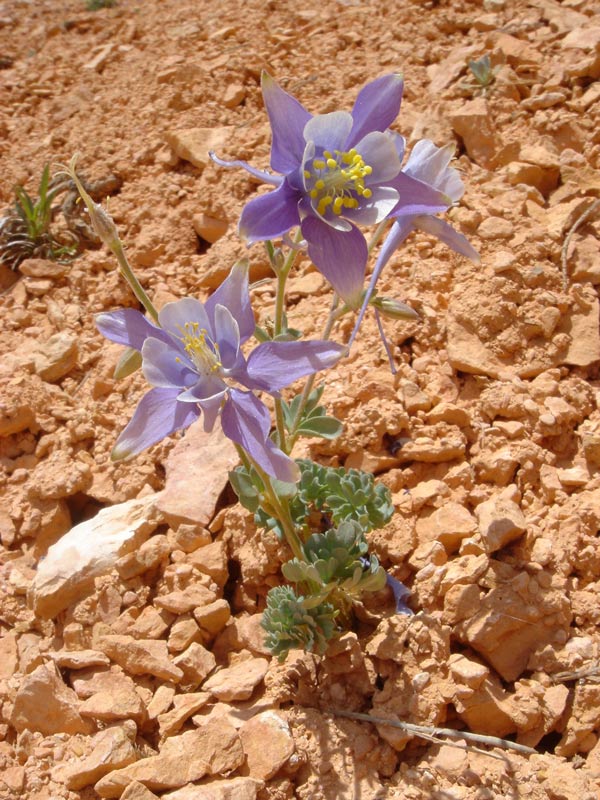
<box><xmin>154</xmin><ymin>583</ymin><xmax>217</xmax><ymax>614</ymax></box>
<box><xmin>31</xmin><ymin>493</ymin><xmax>161</xmax><ymax>618</ymax></box>
<box><xmin>203</xmin><ymin>657</ymin><xmax>269</xmax><ymax>701</ymax></box>
<box><xmin>193</xmin><ymin>599</ymin><xmax>231</xmax><ymax>637</ymax></box>
<box><xmin>187</xmin><ymin>540</ymin><xmax>228</xmax><ymax>586</ymax></box>
<box><xmin>162</xmin><ymin>777</ymin><xmax>262</xmax><ymax>800</ymax></box>
<box><xmin>156</xmin><ymin>422</ymin><xmax>238</xmax><ymax>527</ymax></box>
<box><xmin>59</xmin><ymin>725</ymin><xmax>138</xmax><ymax>790</ymax></box>
<box><xmin>475</xmin><ymin>487</ymin><xmax>527</xmax><ymax>552</ymax></box>
<box><xmin>51</xmin><ymin>649</ymin><xmax>111</xmax><ymax>669</ymax></box>
<box><xmin>192</xmin><ymin>213</ymin><xmax>228</xmax><ymax>243</ymax></box>
<box><xmin>121</xmin><ymin>782</ymin><xmax>160</xmax><ymax>800</ymax></box>
<box><xmin>96</xmin><ymin>634</ymin><xmax>184</xmax><ymax>682</ymax></box>
<box><xmin>10</xmin><ymin>662</ymin><xmax>93</xmax><ymax>735</ymax></box>
<box><xmin>415</xmin><ymin>502</ymin><xmax>478</xmax><ymax>553</ymax></box>
<box><xmin>116</xmin><ymin>534</ymin><xmax>171</xmax><ymax>579</ymax></box>
<box><xmin>239</xmin><ymin>711</ymin><xmax>295</xmax><ymax>780</ymax></box>
<box><xmin>31</xmin><ymin>331</ymin><xmax>78</xmax><ymax>382</ymax></box>
<box><xmin>561</xmin><ymin>286</ymin><xmax>600</xmax><ymax>368</ymax></box>
<box><xmin>157</xmin><ymin>692</ymin><xmax>211</xmax><ymax>738</ymax></box>
<box><xmin>79</xmin><ymin>687</ymin><xmax>147</xmax><ymax>725</ymax></box>
<box><xmin>172</xmin><ymin>641</ymin><xmax>216</xmax><ymax>686</ymax></box>
<box><xmin>449</xmin><ymin>99</ymin><xmax>503</xmax><ymax>168</ymax></box>
<box><xmin>94</xmin><ymin>718</ymin><xmax>244</xmax><ymax>797</ymax></box>
<box><xmin>165</xmin><ymin>126</ymin><xmax>232</xmax><ymax>171</ymax></box>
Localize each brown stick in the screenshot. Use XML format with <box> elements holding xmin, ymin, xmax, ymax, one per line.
<box><xmin>329</xmin><ymin>708</ymin><xmax>537</xmax><ymax>757</ymax></box>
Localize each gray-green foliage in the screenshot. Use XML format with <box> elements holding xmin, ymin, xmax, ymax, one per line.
<box><xmin>262</xmin><ymin>585</ymin><xmax>337</xmax><ymax>660</ymax></box>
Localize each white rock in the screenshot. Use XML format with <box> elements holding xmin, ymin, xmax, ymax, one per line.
<box><xmin>31</xmin><ymin>493</ymin><xmax>161</xmax><ymax>618</ymax></box>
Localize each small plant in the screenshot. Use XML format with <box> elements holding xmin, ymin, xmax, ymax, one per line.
<box><xmin>59</xmin><ymin>72</ymin><xmax>478</xmax><ymax>660</ymax></box>
<box><xmin>0</xmin><ymin>165</ymin><xmax>77</xmax><ymax>271</ymax></box>
<box><xmin>85</xmin><ymin>0</ymin><xmax>117</xmax><ymax>9</ymax></box>
<box><xmin>457</xmin><ymin>54</ymin><xmax>501</xmax><ymax>96</ymax></box>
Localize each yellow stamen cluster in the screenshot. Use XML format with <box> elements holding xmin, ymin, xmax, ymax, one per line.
<box><xmin>304</xmin><ymin>148</ymin><xmax>373</xmax><ymax>217</ymax></box>
<box><xmin>177</xmin><ymin>322</ymin><xmax>222</xmax><ymax>374</ymax></box>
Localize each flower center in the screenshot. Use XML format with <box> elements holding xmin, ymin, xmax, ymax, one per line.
<box><xmin>304</xmin><ymin>148</ymin><xmax>373</xmax><ymax>218</ymax></box>
<box><xmin>178</xmin><ymin>322</ymin><xmax>222</xmax><ymax>375</ymax></box>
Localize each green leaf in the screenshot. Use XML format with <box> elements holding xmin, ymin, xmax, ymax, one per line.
<box><xmin>113</xmin><ymin>347</ymin><xmax>142</xmax><ymax>379</ymax></box>
<box><xmin>296</xmin><ymin>416</ymin><xmax>343</xmax><ymax>440</ymax></box>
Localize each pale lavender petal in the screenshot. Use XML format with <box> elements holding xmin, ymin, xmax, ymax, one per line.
<box><xmin>158</xmin><ymin>297</ymin><xmax>212</xmax><ymax>340</ymax></box>
<box><xmin>404</xmin><ymin>140</ymin><xmax>464</xmax><ymax>201</ymax></box>
<box><xmin>208</xmin><ymin>152</ymin><xmax>283</xmax><ymax>186</ymax></box>
<box><xmin>221</xmin><ymin>390</ymin><xmax>299</xmax><ymax>482</ymax></box>
<box><xmin>349</xmin><ymin>217</ymin><xmax>413</xmax><ymax>346</ymax></box>
<box><xmin>348</xmin><ymin>73</ymin><xmax>404</xmax><ymax>148</ymax></box>
<box><xmin>303</xmin><ymin>111</ymin><xmax>353</xmax><ymax>152</ymax></box>
<box><xmin>177</xmin><ymin>377</ymin><xmax>228</xmax><ymax>402</ymax></box>
<box><xmin>141</xmin><ymin>337</ymin><xmax>195</xmax><ymax>388</ymax></box>
<box><xmin>343</xmin><ymin>186</ymin><xmax>399</xmax><ymax>226</ymax></box>
<box><xmin>414</xmin><ymin>215</ymin><xmax>480</xmax><ymax>262</ymax></box>
<box><xmin>355</xmin><ymin>131</ymin><xmax>402</xmax><ymax>184</ymax></box>
<box><xmin>205</xmin><ymin>260</ymin><xmax>255</xmax><ymax>344</ymax></box>
<box><xmin>389</xmin><ymin>171</ymin><xmax>450</xmax><ymax>217</ymax></box>
<box><xmin>245</xmin><ymin>340</ymin><xmax>346</xmax><ymax>392</ymax></box>
<box><xmin>262</xmin><ymin>72</ymin><xmax>312</xmax><ymax>174</ymax></box>
<box><xmin>390</xmin><ymin>131</ymin><xmax>406</xmax><ymax>161</ymax></box>
<box><xmin>301</xmin><ymin>216</ymin><xmax>367</xmax><ymax>308</ymax></box>
<box><xmin>239</xmin><ymin>180</ymin><xmax>300</xmax><ymax>243</ymax></box>
<box><xmin>111</xmin><ymin>387</ymin><xmax>199</xmax><ymax>460</ymax></box>
<box><xmin>96</xmin><ymin>309</ymin><xmax>168</xmax><ymax>350</ymax></box>
<box><xmin>302</xmin><ymin>193</ymin><xmax>352</xmax><ymax>232</ymax></box>
<box><xmin>213</xmin><ymin>304</ymin><xmax>240</xmax><ymax>368</ymax></box>
<box><xmin>199</xmin><ymin>392</ymin><xmax>226</xmax><ymax>432</ymax></box>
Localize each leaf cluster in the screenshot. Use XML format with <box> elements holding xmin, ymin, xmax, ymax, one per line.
<box><xmin>261</xmin><ymin>585</ymin><xmax>336</xmax><ymax>660</ymax></box>
<box><xmin>281</xmin><ymin>385</ymin><xmax>343</xmax><ymax>441</ymax></box>
<box><xmin>0</xmin><ymin>165</ymin><xmax>77</xmax><ymax>271</ymax></box>
<box><xmin>230</xmin><ymin>458</ymin><xmax>394</xmax><ymax>541</ymax></box>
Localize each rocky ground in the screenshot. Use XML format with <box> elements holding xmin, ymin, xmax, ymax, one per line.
<box><xmin>1</xmin><ymin>0</ymin><xmax>600</xmax><ymax>797</ymax></box>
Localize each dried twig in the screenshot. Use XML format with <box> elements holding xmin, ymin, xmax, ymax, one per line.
<box><xmin>561</xmin><ymin>198</ymin><xmax>600</xmax><ymax>290</ymax></box>
<box><xmin>551</xmin><ymin>662</ymin><xmax>600</xmax><ymax>684</ymax></box>
<box><xmin>330</xmin><ymin>708</ymin><xmax>537</xmax><ymax>757</ymax></box>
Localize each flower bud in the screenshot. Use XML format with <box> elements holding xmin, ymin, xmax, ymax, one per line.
<box><xmin>370</xmin><ymin>295</ymin><xmax>420</xmax><ymax>321</ymax></box>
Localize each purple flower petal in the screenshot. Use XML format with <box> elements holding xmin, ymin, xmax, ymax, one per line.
<box><xmin>141</xmin><ymin>337</ymin><xmax>196</xmax><ymax>388</ymax></box>
<box><xmin>198</xmin><ymin>393</ymin><xmax>226</xmax><ymax>432</ymax></box>
<box><xmin>404</xmin><ymin>140</ymin><xmax>463</xmax><ymax>201</ymax></box>
<box><xmin>239</xmin><ymin>180</ymin><xmax>301</xmax><ymax>243</ymax></box>
<box><xmin>208</xmin><ymin>151</ymin><xmax>283</xmax><ymax>186</ymax></box>
<box><xmin>389</xmin><ymin>171</ymin><xmax>451</xmax><ymax>217</ymax></box>
<box><xmin>301</xmin><ymin>216</ymin><xmax>367</xmax><ymax>308</ymax></box>
<box><xmin>213</xmin><ymin>304</ymin><xmax>241</xmax><ymax>369</ymax></box>
<box><xmin>205</xmin><ymin>260</ymin><xmax>255</xmax><ymax>345</ymax></box>
<box><xmin>386</xmin><ymin>572</ymin><xmax>412</xmax><ymax>614</ymax></box>
<box><xmin>111</xmin><ymin>387</ymin><xmax>199</xmax><ymax>460</ymax></box>
<box><xmin>414</xmin><ymin>215</ymin><xmax>480</xmax><ymax>262</ymax></box>
<box><xmin>95</xmin><ymin>309</ymin><xmax>168</xmax><ymax>351</ymax></box>
<box><xmin>158</xmin><ymin>297</ymin><xmax>213</xmax><ymax>340</ymax></box>
<box><xmin>221</xmin><ymin>389</ymin><xmax>299</xmax><ymax>482</ymax></box>
<box><xmin>356</xmin><ymin>131</ymin><xmax>402</xmax><ymax>184</ymax></box>
<box><xmin>303</xmin><ymin>111</ymin><xmax>353</xmax><ymax>153</ymax></box>
<box><xmin>343</xmin><ymin>186</ymin><xmax>400</xmax><ymax>226</ymax></box>
<box><xmin>262</xmin><ymin>72</ymin><xmax>312</xmax><ymax>174</ymax></box>
<box><xmin>347</xmin><ymin>73</ymin><xmax>404</xmax><ymax>149</ymax></box>
<box><xmin>176</xmin><ymin>376</ymin><xmax>228</xmax><ymax>403</ymax></box>
<box><xmin>245</xmin><ymin>340</ymin><xmax>346</xmax><ymax>392</ymax></box>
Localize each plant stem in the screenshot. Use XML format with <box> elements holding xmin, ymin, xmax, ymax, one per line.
<box><xmin>111</xmin><ymin>240</ymin><xmax>159</xmax><ymax>322</ymax></box>
<box><xmin>286</xmin><ymin>293</ymin><xmax>341</xmax><ymax>450</ymax></box>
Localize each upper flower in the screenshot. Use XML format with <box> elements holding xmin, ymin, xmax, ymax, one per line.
<box><xmin>211</xmin><ymin>73</ymin><xmax>450</xmax><ymax>308</ymax></box>
<box><xmin>96</xmin><ymin>262</ymin><xmax>345</xmax><ymax>482</ymax></box>
<box><xmin>350</xmin><ymin>139</ymin><xmax>480</xmax><ymax>347</ymax></box>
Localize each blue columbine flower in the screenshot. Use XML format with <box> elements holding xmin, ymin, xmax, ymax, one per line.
<box><xmin>351</xmin><ymin>139</ymin><xmax>480</xmax><ymax>344</ymax></box>
<box><xmin>96</xmin><ymin>262</ymin><xmax>345</xmax><ymax>482</ymax></box>
<box><xmin>211</xmin><ymin>73</ymin><xmax>451</xmax><ymax>308</ymax></box>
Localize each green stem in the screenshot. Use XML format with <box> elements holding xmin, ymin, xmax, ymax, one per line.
<box><xmin>367</xmin><ymin>218</ymin><xmax>391</xmax><ymax>256</ymax></box>
<box><xmin>287</xmin><ymin>293</ymin><xmax>341</xmax><ymax>449</ymax></box>
<box><xmin>236</xmin><ymin>444</ymin><xmax>305</xmax><ymax>560</ymax></box>
<box><xmin>111</xmin><ymin>241</ymin><xmax>159</xmax><ymax>323</ymax></box>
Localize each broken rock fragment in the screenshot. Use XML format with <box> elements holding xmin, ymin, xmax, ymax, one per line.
<box><xmin>94</xmin><ymin>717</ymin><xmax>244</xmax><ymax>797</ymax></box>
<box><xmin>202</xmin><ymin>657</ymin><xmax>270</xmax><ymax>701</ymax></box>
<box><xmin>239</xmin><ymin>711</ymin><xmax>295</xmax><ymax>780</ymax></box>
<box><xmin>10</xmin><ymin>662</ymin><xmax>93</xmax><ymax>735</ymax></box>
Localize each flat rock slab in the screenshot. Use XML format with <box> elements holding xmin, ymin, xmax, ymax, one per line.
<box><xmin>156</xmin><ymin>422</ymin><xmax>239</xmax><ymax>528</ymax></box>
